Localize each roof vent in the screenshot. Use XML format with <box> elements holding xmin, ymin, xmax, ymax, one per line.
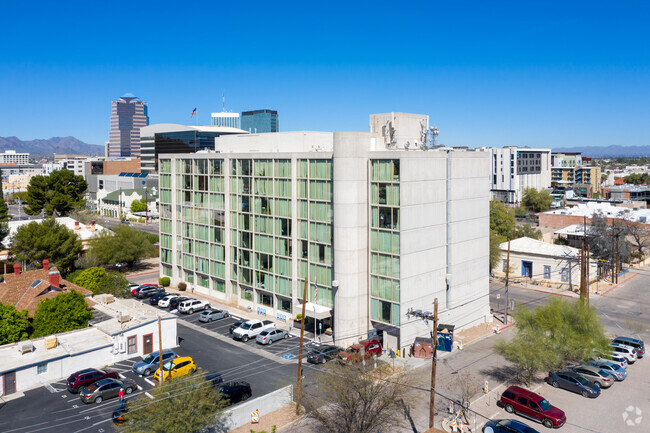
<box><xmin>18</xmin><ymin>340</ymin><xmax>34</xmax><ymax>354</ymax></box>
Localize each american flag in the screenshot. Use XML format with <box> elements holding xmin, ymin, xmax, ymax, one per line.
<box><xmin>190</xmin><ymin>107</ymin><xmax>197</xmax><ymax>118</ymax></box>
<box><xmin>314</xmin><ymin>280</ymin><xmax>318</xmax><ymax>302</ymax></box>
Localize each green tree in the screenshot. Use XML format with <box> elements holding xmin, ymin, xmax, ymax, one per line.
<box><xmin>521</xmin><ymin>188</ymin><xmax>552</xmax><ymax>213</ymax></box>
<box><xmin>32</xmin><ymin>291</ymin><xmax>92</xmax><ymax>337</ymax></box>
<box><xmin>130</xmin><ymin>197</ymin><xmax>147</xmax><ymax>213</ymax></box>
<box><xmin>97</xmin><ymin>272</ymin><xmax>131</xmax><ymax>298</ymax></box>
<box><xmin>72</xmin><ymin>267</ymin><xmax>107</xmax><ymax>294</ymax></box>
<box><xmin>0</xmin><ymin>303</ymin><xmax>31</xmax><ymax>344</ymax></box>
<box><xmin>11</xmin><ymin>218</ymin><xmax>83</xmax><ymax>270</ymax></box>
<box><xmin>119</xmin><ymin>374</ymin><xmax>226</xmax><ymax>433</ymax></box>
<box><xmin>490</xmin><ymin>200</ymin><xmax>516</xmax><ymax>240</ymax></box>
<box><xmin>515</xmin><ymin>223</ymin><xmax>543</xmax><ymax>240</ymax></box>
<box><xmin>496</xmin><ymin>298</ymin><xmax>610</xmax><ymax>385</ymax></box>
<box><xmin>24</xmin><ymin>170</ymin><xmax>88</xmax><ymax>216</ymax></box>
<box><xmin>490</xmin><ymin>230</ymin><xmax>505</xmax><ymax>271</ymax></box>
<box><xmin>89</xmin><ymin>225</ymin><xmax>157</xmax><ymax>268</ymax></box>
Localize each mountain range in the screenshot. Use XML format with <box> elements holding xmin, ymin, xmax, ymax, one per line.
<box><xmin>0</xmin><ymin>136</ymin><xmax>104</xmax><ymax>159</ymax></box>
<box><xmin>551</xmin><ymin>145</ymin><xmax>650</xmax><ymax>158</ymax></box>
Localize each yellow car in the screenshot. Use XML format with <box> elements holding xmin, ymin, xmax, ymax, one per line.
<box><xmin>154</xmin><ymin>356</ymin><xmax>197</xmax><ymax>381</ymax></box>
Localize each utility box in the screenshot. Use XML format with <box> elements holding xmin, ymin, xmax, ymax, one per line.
<box><xmin>44</xmin><ymin>337</ymin><xmax>58</xmax><ymax>350</ymax></box>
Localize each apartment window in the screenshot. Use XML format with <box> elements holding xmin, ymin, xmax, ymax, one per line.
<box><xmin>278</xmin><ymin>297</ymin><xmax>292</xmax><ymax>313</ymax></box>
<box><xmin>127</xmin><ymin>336</ymin><xmax>137</xmax><ymax>355</ymax></box>
<box><xmin>258</xmin><ymin>291</ymin><xmax>273</xmax><ymax>307</ymax></box>
<box><xmin>37</xmin><ymin>363</ymin><xmax>47</xmax><ymax>374</ymax></box>
<box><xmin>561</xmin><ymin>267</ymin><xmax>569</xmax><ymax>282</ymax></box>
<box><xmin>544</xmin><ymin>265</ymin><xmax>551</xmax><ymax>279</ymax></box>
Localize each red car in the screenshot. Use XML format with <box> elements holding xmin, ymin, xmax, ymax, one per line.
<box><xmin>67</xmin><ymin>368</ymin><xmax>119</xmax><ymax>393</ymax></box>
<box><xmin>338</xmin><ymin>339</ymin><xmax>382</xmax><ymax>362</ymax></box>
<box><xmin>500</xmin><ymin>386</ymin><xmax>566</xmax><ymax>429</ymax></box>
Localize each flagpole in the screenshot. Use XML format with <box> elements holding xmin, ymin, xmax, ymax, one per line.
<box><xmin>314</xmin><ymin>280</ymin><xmax>318</xmax><ymax>344</ymax></box>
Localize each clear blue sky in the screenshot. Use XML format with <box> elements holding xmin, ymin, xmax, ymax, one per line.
<box><xmin>2</xmin><ymin>1</ymin><xmax>650</xmax><ymax>148</ymax></box>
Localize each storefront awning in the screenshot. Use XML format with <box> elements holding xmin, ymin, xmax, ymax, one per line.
<box><xmin>294</xmin><ymin>302</ymin><xmax>331</xmax><ymax>320</ymax></box>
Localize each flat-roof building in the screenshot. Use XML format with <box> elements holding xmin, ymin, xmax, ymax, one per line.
<box><xmin>241</xmin><ymin>109</ymin><xmax>279</xmax><ymax>133</ymax></box>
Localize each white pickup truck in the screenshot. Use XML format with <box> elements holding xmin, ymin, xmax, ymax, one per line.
<box><xmin>232</xmin><ymin>319</ymin><xmax>275</xmax><ymax>342</ymax></box>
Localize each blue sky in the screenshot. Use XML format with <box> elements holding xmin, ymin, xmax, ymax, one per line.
<box><xmin>2</xmin><ymin>1</ymin><xmax>650</xmax><ymax>148</ymax></box>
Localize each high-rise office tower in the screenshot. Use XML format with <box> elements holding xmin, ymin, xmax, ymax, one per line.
<box><xmin>241</xmin><ymin>109</ymin><xmax>279</xmax><ymax>133</ymax></box>
<box><xmin>107</xmin><ymin>93</ymin><xmax>149</xmax><ymax>157</ymax></box>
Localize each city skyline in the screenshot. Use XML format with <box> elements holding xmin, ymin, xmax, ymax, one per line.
<box><xmin>2</xmin><ymin>1</ymin><xmax>650</xmax><ymax>148</ymax></box>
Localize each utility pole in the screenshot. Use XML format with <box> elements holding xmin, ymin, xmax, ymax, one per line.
<box><xmin>158</xmin><ymin>315</ymin><xmax>164</xmax><ymax>383</ymax></box>
<box><xmin>615</xmin><ymin>233</ymin><xmax>620</xmax><ymax>284</ymax></box>
<box><xmin>580</xmin><ymin>228</ymin><xmax>586</xmax><ymax>305</ymax></box>
<box><xmin>504</xmin><ymin>241</ymin><xmax>511</xmax><ymax>325</ymax></box>
<box><xmin>585</xmin><ymin>240</ymin><xmax>590</xmax><ymax>308</ymax></box>
<box><xmin>429</xmin><ymin>298</ymin><xmax>439</xmax><ymax>429</ymax></box>
<box><xmin>295</xmin><ymin>278</ymin><xmax>308</xmax><ymax>415</ymax></box>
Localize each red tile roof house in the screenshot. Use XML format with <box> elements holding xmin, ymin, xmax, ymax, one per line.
<box><xmin>0</xmin><ymin>260</ymin><xmax>92</xmax><ymax>316</ymax></box>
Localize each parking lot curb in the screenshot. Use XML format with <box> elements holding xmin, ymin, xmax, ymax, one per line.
<box><xmin>179</xmin><ymin>320</ymin><xmax>295</xmax><ymax>365</ymax></box>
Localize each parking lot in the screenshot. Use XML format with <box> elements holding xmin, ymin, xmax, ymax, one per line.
<box><xmin>0</xmin><ymin>301</ymin><xmax>327</xmax><ymax>433</ymax></box>
<box><xmin>474</xmin><ymin>351</ymin><xmax>649</xmax><ymax>432</ymax></box>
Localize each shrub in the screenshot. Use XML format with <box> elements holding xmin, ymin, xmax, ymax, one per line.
<box><xmin>178</xmin><ymin>282</ymin><xmax>187</xmax><ymax>291</ymax></box>
<box><xmin>159</xmin><ymin>276</ymin><xmax>171</xmax><ymax>287</ymax></box>
<box><xmin>295</xmin><ymin>313</ymin><xmax>303</xmax><ymax>321</ymax></box>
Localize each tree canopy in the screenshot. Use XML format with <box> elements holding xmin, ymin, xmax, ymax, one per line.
<box><xmin>588</xmin><ymin>211</ymin><xmax>631</xmax><ymax>273</ymax></box>
<box><xmin>97</xmin><ymin>271</ymin><xmax>131</xmax><ymax>298</ymax></box>
<box><xmin>32</xmin><ymin>290</ymin><xmax>93</xmax><ymax>337</ymax></box>
<box><xmin>0</xmin><ymin>303</ymin><xmax>31</xmax><ymax>344</ymax></box>
<box><xmin>515</xmin><ymin>223</ymin><xmax>543</xmax><ymax>240</ymax></box>
<box><xmin>120</xmin><ymin>374</ymin><xmax>226</xmax><ymax>433</ymax></box>
<box><xmin>11</xmin><ymin>218</ymin><xmax>83</xmax><ymax>271</ymax></box>
<box><xmin>490</xmin><ymin>200</ymin><xmax>516</xmax><ymax>240</ymax></box>
<box><xmin>496</xmin><ymin>298</ymin><xmax>610</xmax><ymax>384</ymax></box>
<box><xmin>521</xmin><ymin>188</ymin><xmax>552</xmax><ymax>213</ymax></box>
<box><xmin>72</xmin><ymin>267</ymin><xmax>106</xmax><ymax>293</ymax></box>
<box><xmin>89</xmin><ymin>224</ymin><xmax>157</xmax><ymax>268</ymax></box>
<box><xmin>23</xmin><ymin>170</ymin><xmax>87</xmax><ymax>216</ymax></box>
<box><xmin>130</xmin><ymin>198</ymin><xmax>147</xmax><ymax>213</ymax></box>
<box><xmin>623</xmin><ymin>173</ymin><xmax>650</xmax><ymax>185</ymax></box>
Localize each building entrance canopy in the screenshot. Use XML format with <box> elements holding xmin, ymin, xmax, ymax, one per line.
<box><xmin>294</xmin><ymin>302</ymin><xmax>331</xmax><ymax>320</ymax></box>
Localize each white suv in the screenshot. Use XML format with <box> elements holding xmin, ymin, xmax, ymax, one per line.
<box><xmin>178</xmin><ymin>299</ymin><xmax>210</xmax><ymax>314</ymax></box>
<box><xmin>158</xmin><ymin>294</ymin><xmax>180</xmax><ymax>308</ymax></box>
<box><xmin>611</xmin><ymin>343</ymin><xmax>637</xmax><ymax>364</ymax></box>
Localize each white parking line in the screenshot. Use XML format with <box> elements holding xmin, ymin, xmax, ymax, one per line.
<box><xmin>144</xmin><ymin>377</ymin><xmax>155</xmax><ymax>387</ymax></box>
<box><xmin>490</xmin><ymin>411</ymin><xmax>500</xmax><ymax>419</ymax></box>
<box><xmin>145</xmin><ymin>392</ymin><xmax>154</xmax><ymax>399</ymax></box>
<box><xmin>532</xmin><ymin>385</ymin><xmax>542</xmax><ymax>392</ymax></box>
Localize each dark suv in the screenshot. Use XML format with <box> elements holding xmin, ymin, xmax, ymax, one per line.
<box><xmin>500</xmin><ymin>386</ymin><xmax>566</xmax><ymax>428</ymax></box>
<box><xmin>168</xmin><ymin>296</ymin><xmax>190</xmax><ymax>310</ymax></box>
<box><xmin>216</xmin><ymin>381</ymin><xmax>252</xmax><ymax>406</ymax></box>
<box><xmin>307</xmin><ymin>345</ymin><xmax>343</xmax><ymax>364</ymax></box>
<box><xmin>136</xmin><ymin>285</ymin><xmax>164</xmax><ymax>299</ymax></box>
<box><xmin>67</xmin><ymin>368</ymin><xmax>119</xmax><ymax>393</ymax></box>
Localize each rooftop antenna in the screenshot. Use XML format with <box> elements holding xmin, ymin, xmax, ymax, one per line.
<box><xmin>222</xmin><ymin>92</ymin><xmax>225</xmax><ymax>112</ymax></box>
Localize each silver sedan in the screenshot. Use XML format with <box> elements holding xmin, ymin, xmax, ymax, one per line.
<box><xmin>199</xmin><ymin>309</ymin><xmax>230</xmax><ymax>323</ymax></box>
<box><xmin>256</xmin><ymin>329</ymin><xmax>290</xmax><ymax>345</ymax></box>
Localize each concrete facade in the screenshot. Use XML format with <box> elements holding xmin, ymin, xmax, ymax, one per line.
<box><xmin>158</xmin><ymin>113</ymin><xmax>490</xmax><ymax>350</ymax></box>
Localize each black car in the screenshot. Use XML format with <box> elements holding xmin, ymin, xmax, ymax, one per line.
<box><xmin>483</xmin><ymin>419</ymin><xmax>540</xmax><ymax>433</ymax></box>
<box><xmin>168</xmin><ymin>296</ymin><xmax>190</xmax><ymax>310</ymax></box>
<box><xmin>229</xmin><ymin>321</ymin><xmax>244</xmax><ymax>334</ymax></box>
<box><xmin>137</xmin><ymin>286</ymin><xmax>164</xmax><ymax>299</ymax></box>
<box><xmin>216</xmin><ymin>381</ymin><xmax>252</xmax><ymax>406</ymax></box>
<box><xmin>545</xmin><ymin>370</ymin><xmax>600</xmax><ymax>398</ymax></box>
<box><xmin>149</xmin><ymin>291</ymin><xmax>169</xmax><ymax>305</ymax></box>
<box><xmin>307</xmin><ymin>345</ymin><xmax>343</xmax><ymax>364</ymax></box>
<box><xmin>205</xmin><ymin>372</ymin><xmax>224</xmax><ymax>386</ymax></box>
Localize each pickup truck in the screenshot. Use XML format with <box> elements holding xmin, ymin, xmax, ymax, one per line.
<box><xmin>232</xmin><ymin>319</ymin><xmax>275</xmax><ymax>342</ymax></box>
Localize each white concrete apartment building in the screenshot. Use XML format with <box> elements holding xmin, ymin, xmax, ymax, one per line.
<box><xmin>0</xmin><ymin>150</ymin><xmax>29</xmax><ymax>164</ymax></box>
<box><xmin>158</xmin><ymin>113</ymin><xmax>490</xmax><ymax>350</ymax></box>
<box><xmin>485</xmin><ymin>146</ymin><xmax>552</xmax><ymax>204</ymax></box>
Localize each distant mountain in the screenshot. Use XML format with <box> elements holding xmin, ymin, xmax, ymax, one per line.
<box><xmin>552</xmin><ymin>145</ymin><xmax>650</xmax><ymax>158</ymax></box>
<box><xmin>0</xmin><ymin>136</ymin><xmax>104</xmax><ymax>159</ymax></box>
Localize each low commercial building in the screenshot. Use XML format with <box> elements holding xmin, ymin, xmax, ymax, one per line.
<box><xmin>602</xmin><ymin>184</ymin><xmax>650</xmax><ymax>205</ymax></box>
<box><xmin>159</xmin><ymin>112</ymin><xmax>491</xmax><ymax>350</ymax></box>
<box><xmin>97</xmin><ymin>187</ymin><xmax>158</xmax><ymax>220</ymax></box>
<box><xmin>0</xmin><ymin>150</ymin><xmax>30</xmax><ymax>164</ymax></box>
<box><xmin>539</xmin><ymin>202</ymin><xmax>650</xmax><ymax>229</ymax></box>
<box><xmin>0</xmin><ymin>297</ymin><xmax>177</xmax><ymax>396</ymax></box>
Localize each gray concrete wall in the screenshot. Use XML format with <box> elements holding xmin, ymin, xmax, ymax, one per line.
<box><xmin>219</xmin><ymin>385</ymin><xmax>293</xmax><ymax>431</ymax></box>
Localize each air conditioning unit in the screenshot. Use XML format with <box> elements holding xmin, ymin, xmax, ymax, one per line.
<box><xmin>18</xmin><ymin>340</ymin><xmax>34</xmax><ymax>354</ymax></box>
<box><xmin>117</xmin><ymin>314</ymin><xmax>131</xmax><ymax>323</ymax></box>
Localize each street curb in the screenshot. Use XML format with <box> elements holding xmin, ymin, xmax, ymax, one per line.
<box><xmin>496</xmin><ymin>322</ymin><xmax>516</xmax><ymax>333</ymax></box>
<box><xmin>598</xmin><ymin>272</ymin><xmax>638</xmax><ymax>297</ymax></box>
<box><xmin>532</xmin><ymin>288</ymin><xmax>575</xmax><ymax>298</ymax></box>
<box><xmin>127</xmin><ymin>270</ymin><xmax>159</xmax><ymax>278</ymax></box>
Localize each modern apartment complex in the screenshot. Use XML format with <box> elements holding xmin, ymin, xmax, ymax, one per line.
<box><xmin>107</xmin><ymin>94</ymin><xmax>149</xmax><ymax>158</ymax></box>
<box><xmin>158</xmin><ymin>113</ymin><xmax>490</xmax><ymax>350</ymax></box>
<box><xmin>139</xmin><ymin>124</ymin><xmax>247</xmax><ymax>173</ymax></box>
<box><xmin>241</xmin><ymin>109</ymin><xmax>279</xmax><ymax>133</ymax></box>
<box><xmin>485</xmin><ymin>146</ymin><xmax>552</xmax><ymax>204</ymax></box>
<box><xmin>551</xmin><ymin>153</ymin><xmax>602</xmax><ymax>197</ymax></box>
<box><xmin>0</xmin><ymin>150</ymin><xmax>29</xmax><ymax>164</ymax></box>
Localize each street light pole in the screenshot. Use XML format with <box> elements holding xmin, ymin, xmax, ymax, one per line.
<box><xmin>144</xmin><ymin>187</ymin><xmax>148</xmax><ymax>225</ymax></box>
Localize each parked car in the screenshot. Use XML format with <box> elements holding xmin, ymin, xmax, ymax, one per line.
<box><xmin>307</xmin><ymin>345</ymin><xmax>344</xmax><ymax>364</ymax></box>
<box><xmin>612</xmin><ymin>336</ymin><xmax>645</xmax><ymax>358</ymax></box>
<box><xmin>215</xmin><ymin>381</ymin><xmax>252</xmax><ymax>406</ymax></box>
<box><xmin>132</xmin><ymin>284</ymin><xmax>156</xmax><ymax>296</ymax></box>
<box><xmin>132</xmin><ymin>349</ymin><xmax>179</xmax><ymax>376</ymax></box>
<box><xmin>256</xmin><ymin>328</ymin><xmax>290</xmax><ymax>345</ymax></box>
<box><xmin>199</xmin><ymin>309</ymin><xmax>230</xmax><ymax>323</ymax></box>
<box><xmin>154</xmin><ymin>356</ymin><xmax>197</xmax><ymax>381</ymax></box>
<box><xmin>229</xmin><ymin>321</ymin><xmax>244</xmax><ymax>334</ymax></box>
<box><xmin>158</xmin><ymin>294</ymin><xmax>180</xmax><ymax>308</ymax></box>
<box><xmin>338</xmin><ymin>339</ymin><xmax>382</xmax><ymax>363</ymax></box>
<box><xmin>611</xmin><ymin>342</ymin><xmax>638</xmax><ymax>364</ymax></box>
<box><xmin>149</xmin><ymin>291</ymin><xmax>169</xmax><ymax>305</ymax></box>
<box><xmin>136</xmin><ymin>285</ymin><xmax>164</xmax><ymax>299</ymax></box>
<box><xmin>232</xmin><ymin>319</ymin><xmax>275</xmax><ymax>342</ymax></box>
<box><xmin>571</xmin><ymin>365</ymin><xmax>614</xmax><ymax>388</ymax></box>
<box><xmin>168</xmin><ymin>296</ymin><xmax>191</xmax><ymax>311</ymax></box>
<box><xmin>482</xmin><ymin>419</ymin><xmax>540</xmax><ymax>433</ymax></box>
<box><xmin>500</xmin><ymin>386</ymin><xmax>567</xmax><ymax>428</ymax></box>
<box><xmin>128</xmin><ymin>283</ymin><xmax>139</xmax><ymax>292</ymax></box>
<box><xmin>67</xmin><ymin>368</ymin><xmax>119</xmax><ymax>393</ymax></box>
<box><xmin>79</xmin><ymin>378</ymin><xmax>137</xmax><ymax>404</ymax></box>
<box><xmin>545</xmin><ymin>370</ymin><xmax>601</xmax><ymax>398</ymax></box>
<box><xmin>594</xmin><ymin>352</ymin><xmax>628</xmax><ymax>369</ymax></box>
<box><xmin>585</xmin><ymin>360</ymin><xmax>627</xmax><ymax>381</ymax></box>
<box><xmin>205</xmin><ymin>372</ymin><xmax>224</xmax><ymax>386</ymax></box>
<box><xmin>178</xmin><ymin>299</ymin><xmax>210</xmax><ymax>314</ymax></box>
